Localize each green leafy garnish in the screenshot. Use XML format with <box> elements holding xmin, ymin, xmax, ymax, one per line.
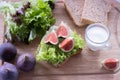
<box><xmin>36</xmin><ymin>31</ymin><xmax>85</xmax><ymax>66</ymax></box>
<box><xmin>0</xmin><ymin>0</ymin><xmax>55</xmax><ymax>43</ymax></box>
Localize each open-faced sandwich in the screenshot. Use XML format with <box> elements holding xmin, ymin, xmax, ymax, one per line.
<box><xmin>36</xmin><ymin>21</ymin><xmax>85</xmax><ymax>67</ymax></box>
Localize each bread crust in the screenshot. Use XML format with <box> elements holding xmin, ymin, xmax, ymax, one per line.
<box><xmin>64</xmin><ymin>2</ymin><xmax>80</xmax><ymax>27</ymax></box>
<box><xmin>81</xmin><ymin>0</ymin><xmax>110</xmax><ymax>26</ymax></box>
<box><xmin>81</xmin><ymin>18</ymin><xmax>95</xmax><ymax>25</ymax></box>
<box><xmin>64</xmin><ymin>0</ymin><xmax>85</xmax><ymax>27</ymax></box>
<box><xmin>50</xmin><ymin>48</ymin><xmax>82</xmax><ymax>67</ymax></box>
<box><xmin>64</xmin><ymin>0</ymin><xmax>110</xmax><ymax>27</ymax></box>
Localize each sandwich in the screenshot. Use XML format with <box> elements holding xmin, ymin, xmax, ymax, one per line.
<box><xmin>36</xmin><ymin>21</ymin><xmax>85</xmax><ymax>67</ymax></box>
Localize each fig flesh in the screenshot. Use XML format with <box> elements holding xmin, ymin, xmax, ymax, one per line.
<box><xmin>59</xmin><ymin>37</ymin><xmax>74</xmax><ymax>52</ymax></box>
<box><xmin>45</xmin><ymin>30</ymin><xmax>58</xmax><ymax>45</ymax></box>
<box><xmin>102</xmin><ymin>58</ymin><xmax>119</xmax><ymax>70</ymax></box>
<box><xmin>0</xmin><ymin>42</ymin><xmax>17</xmax><ymax>62</ymax></box>
<box><xmin>16</xmin><ymin>53</ymin><xmax>36</xmax><ymax>72</ymax></box>
<box><xmin>57</xmin><ymin>22</ymin><xmax>69</xmax><ymax>38</ymax></box>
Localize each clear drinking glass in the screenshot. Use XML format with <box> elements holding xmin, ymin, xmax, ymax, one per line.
<box><xmin>85</xmin><ymin>23</ymin><xmax>111</xmax><ymax>51</ymax></box>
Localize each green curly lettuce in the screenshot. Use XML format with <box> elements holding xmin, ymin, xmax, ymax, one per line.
<box><xmin>0</xmin><ymin>0</ymin><xmax>55</xmax><ymax>43</ymax></box>
<box><xmin>22</xmin><ymin>0</ymin><xmax>55</xmax><ymax>42</ymax></box>
<box><xmin>36</xmin><ymin>31</ymin><xmax>85</xmax><ymax>66</ymax></box>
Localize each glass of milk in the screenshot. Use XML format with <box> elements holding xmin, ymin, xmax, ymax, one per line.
<box><xmin>85</xmin><ymin>23</ymin><xmax>111</xmax><ymax>51</ymax></box>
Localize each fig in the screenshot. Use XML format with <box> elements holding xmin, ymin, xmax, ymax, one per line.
<box><xmin>45</xmin><ymin>30</ymin><xmax>58</xmax><ymax>45</ymax></box>
<box><xmin>16</xmin><ymin>53</ymin><xmax>36</xmax><ymax>72</ymax></box>
<box><xmin>56</xmin><ymin>22</ymin><xmax>69</xmax><ymax>38</ymax></box>
<box><xmin>59</xmin><ymin>37</ymin><xmax>74</xmax><ymax>52</ymax></box>
<box><xmin>48</xmin><ymin>1</ymin><xmax>55</xmax><ymax>10</ymax></box>
<box><xmin>0</xmin><ymin>42</ymin><xmax>17</xmax><ymax>62</ymax></box>
<box><xmin>102</xmin><ymin>58</ymin><xmax>119</xmax><ymax>71</ymax></box>
<box><xmin>0</xmin><ymin>60</ymin><xmax>18</xmax><ymax>80</ymax></box>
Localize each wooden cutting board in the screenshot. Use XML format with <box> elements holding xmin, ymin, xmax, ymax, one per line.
<box><xmin>0</xmin><ymin>0</ymin><xmax>120</xmax><ymax>80</ymax></box>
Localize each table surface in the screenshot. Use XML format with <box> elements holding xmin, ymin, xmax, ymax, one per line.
<box><xmin>0</xmin><ymin>0</ymin><xmax>120</xmax><ymax>80</ymax></box>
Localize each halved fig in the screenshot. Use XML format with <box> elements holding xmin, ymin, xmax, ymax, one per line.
<box><xmin>57</xmin><ymin>22</ymin><xmax>69</xmax><ymax>38</ymax></box>
<box><xmin>102</xmin><ymin>58</ymin><xmax>119</xmax><ymax>71</ymax></box>
<box><xmin>45</xmin><ymin>30</ymin><xmax>58</xmax><ymax>45</ymax></box>
<box><xmin>59</xmin><ymin>37</ymin><xmax>74</xmax><ymax>52</ymax></box>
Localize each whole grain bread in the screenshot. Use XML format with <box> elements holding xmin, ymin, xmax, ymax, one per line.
<box><xmin>81</xmin><ymin>0</ymin><xmax>110</xmax><ymax>26</ymax></box>
<box><xmin>52</xmin><ymin>49</ymin><xmax>82</xmax><ymax>67</ymax></box>
<box><xmin>36</xmin><ymin>22</ymin><xmax>85</xmax><ymax>68</ymax></box>
<box><xmin>64</xmin><ymin>0</ymin><xmax>85</xmax><ymax>27</ymax></box>
<box><xmin>64</xmin><ymin>0</ymin><xmax>110</xmax><ymax>27</ymax></box>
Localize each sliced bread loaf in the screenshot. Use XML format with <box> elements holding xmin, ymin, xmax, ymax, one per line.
<box><xmin>81</xmin><ymin>0</ymin><xmax>110</xmax><ymax>26</ymax></box>
<box><xmin>64</xmin><ymin>0</ymin><xmax>110</xmax><ymax>27</ymax></box>
<box><xmin>64</xmin><ymin>0</ymin><xmax>85</xmax><ymax>27</ymax></box>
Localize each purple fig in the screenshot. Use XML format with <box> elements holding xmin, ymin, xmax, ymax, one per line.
<box><xmin>16</xmin><ymin>53</ymin><xmax>36</xmax><ymax>72</ymax></box>
<box><xmin>0</xmin><ymin>60</ymin><xmax>18</xmax><ymax>80</ymax></box>
<box><xmin>0</xmin><ymin>42</ymin><xmax>17</xmax><ymax>62</ymax></box>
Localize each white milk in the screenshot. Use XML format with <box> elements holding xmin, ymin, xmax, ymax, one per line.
<box><xmin>85</xmin><ymin>24</ymin><xmax>110</xmax><ymax>51</ymax></box>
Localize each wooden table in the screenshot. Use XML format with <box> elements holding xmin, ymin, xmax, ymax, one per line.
<box><xmin>0</xmin><ymin>0</ymin><xmax>120</xmax><ymax>80</ymax></box>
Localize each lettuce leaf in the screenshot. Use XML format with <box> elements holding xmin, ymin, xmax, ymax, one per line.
<box><xmin>0</xmin><ymin>0</ymin><xmax>55</xmax><ymax>43</ymax></box>
<box><xmin>22</xmin><ymin>0</ymin><xmax>55</xmax><ymax>42</ymax></box>
<box><xmin>36</xmin><ymin>31</ymin><xmax>85</xmax><ymax>66</ymax></box>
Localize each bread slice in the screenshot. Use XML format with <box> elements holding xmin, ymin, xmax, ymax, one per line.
<box><xmin>55</xmin><ymin>49</ymin><xmax>82</xmax><ymax>67</ymax></box>
<box><xmin>64</xmin><ymin>0</ymin><xmax>85</xmax><ymax>27</ymax></box>
<box><xmin>64</xmin><ymin>0</ymin><xmax>110</xmax><ymax>27</ymax></box>
<box><xmin>36</xmin><ymin>22</ymin><xmax>85</xmax><ymax>67</ymax></box>
<box><xmin>81</xmin><ymin>0</ymin><xmax>110</xmax><ymax>26</ymax></box>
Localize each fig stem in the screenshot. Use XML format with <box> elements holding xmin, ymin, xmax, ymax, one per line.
<box><xmin>24</xmin><ymin>55</ymin><xmax>28</xmax><ymax>63</ymax></box>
